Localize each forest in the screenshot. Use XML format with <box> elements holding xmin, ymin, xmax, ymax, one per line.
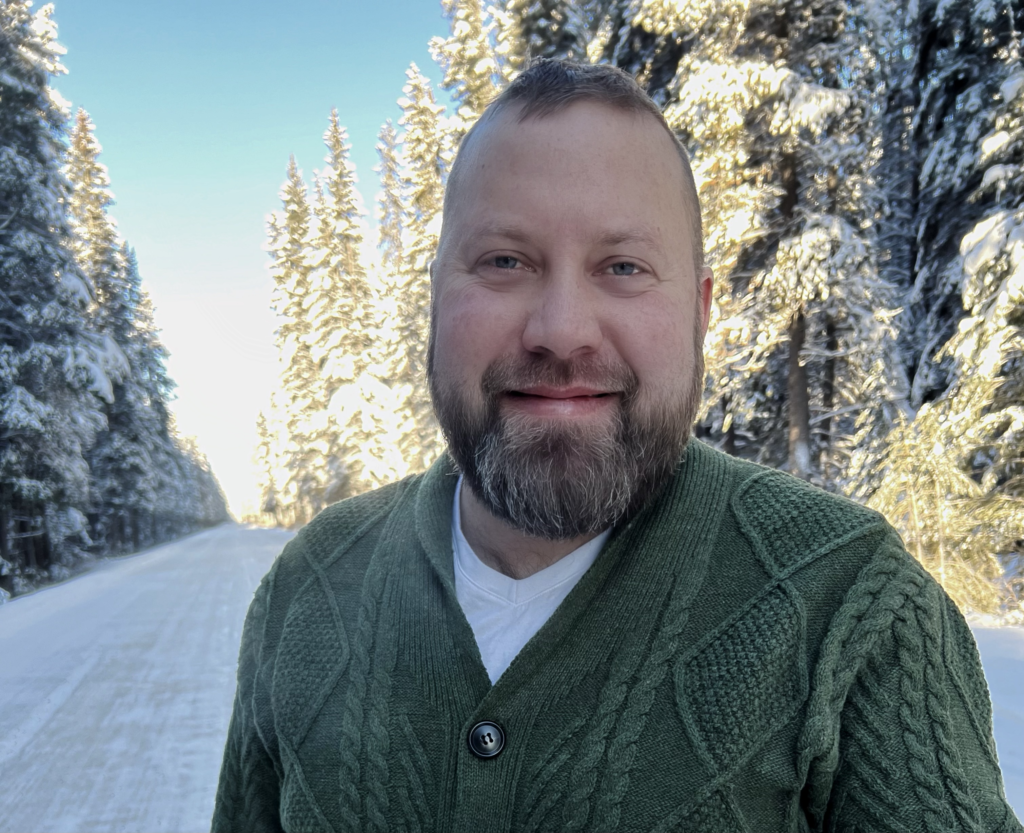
<box><xmin>0</xmin><ymin>3</ymin><xmax>229</xmax><ymax>599</ymax></box>
<box><xmin>257</xmin><ymin>0</ymin><xmax>1023</xmax><ymax>617</ymax></box>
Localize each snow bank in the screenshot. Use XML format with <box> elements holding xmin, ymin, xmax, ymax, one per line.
<box><xmin>973</xmin><ymin>627</ymin><xmax>1024</xmax><ymax>818</ymax></box>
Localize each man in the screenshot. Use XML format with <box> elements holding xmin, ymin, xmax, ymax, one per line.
<box><xmin>213</xmin><ymin>60</ymin><xmax>1021</xmax><ymax>833</ymax></box>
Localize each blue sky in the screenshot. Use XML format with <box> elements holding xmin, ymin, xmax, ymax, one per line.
<box><xmin>53</xmin><ymin>0</ymin><xmax>453</xmax><ymax>516</ymax></box>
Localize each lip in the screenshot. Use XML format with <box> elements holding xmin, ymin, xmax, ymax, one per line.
<box><xmin>511</xmin><ymin>386</ymin><xmax>611</xmax><ymax>399</ymax></box>
<box><xmin>502</xmin><ymin>387</ymin><xmax>618</xmax><ymax>418</ymax></box>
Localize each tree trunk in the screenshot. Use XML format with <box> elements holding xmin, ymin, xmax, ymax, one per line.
<box><xmin>26</xmin><ymin>511</ymin><xmax>36</xmax><ymax>572</ymax></box>
<box><xmin>820</xmin><ymin>317</ymin><xmax>838</xmax><ymax>483</ymax></box>
<box><xmin>788</xmin><ymin>312</ymin><xmax>812</xmax><ymax>480</ymax></box>
<box><xmin>0</xmin><ymin>483</ymin><xmax>9</xmax><ymax>563</ymax></box>
<box><xmin>884</xmin><ymin>4</ymin><xmax>923</xmax><ymax>394</ymax></box>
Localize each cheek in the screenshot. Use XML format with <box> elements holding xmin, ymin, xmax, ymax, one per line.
<box><xmin>433</xmin><ymin>287</ymin><xmax>525</xmax><ymax>381</ymax></box>
<box><xmin>611</xmin><ymin>294</ymin><xmax>695</xmax><ymax>385</ymax></box>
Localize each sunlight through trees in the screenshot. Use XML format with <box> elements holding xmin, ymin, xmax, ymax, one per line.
<box><xmin>256</xmin><ymin>0</ymin><xmax>1022</xmax><ymax>617</ymax></box>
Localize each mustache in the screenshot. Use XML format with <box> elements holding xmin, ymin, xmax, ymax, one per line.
<box><xmin>480</xmin><ymin>354</ymin><xmax>640</xmax><ymax>401</ymax></box>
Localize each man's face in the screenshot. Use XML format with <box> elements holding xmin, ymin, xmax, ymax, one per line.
<box><xmin>429</xmin><ymin>101</ymin><xmax>713</xmax><ymax>539</ymax></box>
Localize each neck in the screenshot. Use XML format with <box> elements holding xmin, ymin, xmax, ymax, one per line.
<box><xmin>459</xmin><ymin>482</ymin><xmax>602</xmax><ymax>580</ymax></box>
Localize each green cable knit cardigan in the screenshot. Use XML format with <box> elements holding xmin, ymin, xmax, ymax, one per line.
<box><xmin>212</xmin><ymin>439</ymin><xmax>1022</xmax><ymax>833</ymax></box>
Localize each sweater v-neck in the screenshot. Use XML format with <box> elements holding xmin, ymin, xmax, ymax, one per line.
<box><xmin>413</xmin><ymin>440</ymin><xmax>732</xmax><ymax>705</ymax></box>
<box><xmin>452</xmin><ymin>475</ymin><xmax>611</xmax><ymax>606</ymax></box>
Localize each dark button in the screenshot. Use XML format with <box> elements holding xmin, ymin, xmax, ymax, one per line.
<box><xmin>468</xmin><ymin>721</ymin><xmax>505</xmax><ymax>758</ymax></box>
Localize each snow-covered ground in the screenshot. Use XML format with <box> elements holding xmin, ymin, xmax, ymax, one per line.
<box><xmin>974</xmin><ymin>626</ymin><xmax>1024</xmax><ymax>819</ymax></box>
<box><xmin>0</xmin><ymin>525</ymin><xmax>291</xmax><ymax>833</ymax></box>
<box><xmin>0</xmin><ymin>525</ymin><xmax>1020</xmax><ymax>832</ymax></box>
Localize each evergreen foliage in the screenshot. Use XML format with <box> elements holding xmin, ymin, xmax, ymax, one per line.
<box><xmin>0</xmin><ymin>7</ymin><xmax>227</xmax><ymax>599</ymax></box>
<box><xmin>375</xmin><ymin>120</ymin><xmax>405</xmax><ymax>275</ymax></box>
<box><xmin>430</xmin><ymin>0</ymin><xmax>504</xmax><ymax>124</ymax></box>
<box><xmin>267</xmin><ymin>157</ymin><xmax>327</xmax><ymax>527</ymax></box>
<box><xmin>871</xmin><ymin>20</ymin><xmax>1024</xmax><ymax>611</ymax></box>
<box><xmin>63</xmin><ymin>115</ymin><xmax>229</xmax><ymax>556</ymax></box>
<box><xmin>311</xmin><ymin>111</ymin><xmax>396</xmax><ymax>499</ymax></box>
<box><xmin>0</xmin><ymin>2</ymin><xmax>117</xmax><ymax>591</ymax></box>
<box><xmin>393</xmin><ymin>64</ymin><xmax>449</xmax><ymax>471</ymax></box>
<box><xmin>898</xmin><ymin>0</ymin><xmax>1023</xmax><ymax>407</ymax></box>
<box><xmin>665</xmin><ymin>0</ymin><xmax>908</xmax><ymax>492</ymax></box>
<box><xmin>254</xmin><ymin>411</ymin><xmax>281</xmax><ymax>526</ymax></box>
<box><xmin>496</xmin><ymin>0</ymin><xmax>592</xmax><ymax>63</ymax></box>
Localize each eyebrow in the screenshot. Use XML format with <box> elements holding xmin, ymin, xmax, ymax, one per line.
<box><xmin>464</xmin><ymin>224</ymin><xmax>665</xmax><ymax>251</ymax></box>
<box><xmin>467</xmin><ymin>224</ymin><xmax>534</xmax><ymax>244</ymax></box>
<box><xmin>595</xmin><ymin>228</ymin><xmax>663</xmax><ymax>250</ymax></box>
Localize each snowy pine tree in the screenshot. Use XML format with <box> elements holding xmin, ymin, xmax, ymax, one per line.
<box><xmin>871</xmin><ymin>27</ymin><xmax>1024</xmax><ymax>612</ymax></box>
<box><xmin>651</xmin><ymin>0</ymin><xmax>908</xmax><ymax>488</ymax></box>
<box><xmin>66</xmin><ymin>110</ymin><xmax>154</xmax><ymax>552</ymax></box>
<box><xmin>948</xmin><ymin>52</ymin><xmax>1024</xmax><ymax>510</ymax></box>
<box><xmin>65</xmin><ymin>110</ymin><xmax>227</xmax><ymax>552</ymax></box>
<box><xmin>309</xmin><ymin>109</ymin><xmax>377</xmax><ymax>498</ymax></box>
<box><xmin>262</xmin><ymin>115</ymin><xmax>419</xmax><ymax>526</ymax></box>
<box><xmin>267</xmin><ymin>157</ymin><xmax>328</xmax><ymax>526</ymax></box>
<box><xmin>376</xmin><ymin>120</ymin><xmax>405</xmax><ymax>275</ymax></box>
<box><xmin>254</xmin><ymin>410</ymin><xmax>281</xmax><ymax>526</ymax></box>
<box><xmin>66</xmin><ymin>109</ymin><xmax>126</xmax><ymax>330</ymax></box>
<box><xmin>393</xmin><ymin>64</ymin><xmax>449</xmax><ymax>472</ymax></box>
<box><xmin>360</xmin><ymin>119</ymin><xmax>420</xmax><ymax>488</ymax></box>
<box><xmin>0</xmin><ymin>1</ymin><xmax>124</xmax><ymax>590</ymax></box>
<box><xmin>496</xmin><ymin>0</ymin><xmax>594</xmax><ymax>64</ymax></box>
<box><xmin>656</xmin><ymin>1</ymin><xmax>786</xmax><ymax>460</ymax></box>
<box><xmin>120</xmin><ymin>245</ymin><xmax>174</xmax><ymax>436</ymax></box>
<box><xmin>430</xmin><ymin>0</ymin><xmax>504</xmax><ymax>124</ymax></box>
<box><xmin>898</xmin><ymin>0</ymin><xmax>1024</xmax><ymax>407</ymax></box>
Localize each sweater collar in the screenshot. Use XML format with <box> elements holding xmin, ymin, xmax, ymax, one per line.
<box><xmin>414</xmin><ymin>438</ymin><xmax>728</xmax><ymax>586</ymax></box>
<box><xmin>413</xmin><ymin>440</ymin><xmax>731</xmax><ymax>693</ymax></box>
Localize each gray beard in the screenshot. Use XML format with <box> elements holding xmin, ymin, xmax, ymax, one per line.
<box><xmin>429</xmin><ymin>349</ymin><xmax>704</xmax><ymax>540</ymax></box>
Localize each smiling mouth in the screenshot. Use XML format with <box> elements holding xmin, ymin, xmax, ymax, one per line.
<box><xmin>507</xmin><ymin>391</ymin><xmax>613</xmax><ymax>399</ymax></box>
<box><xmin>501</xmin><ymin>389</ymin><xmax>619</xmax><ymax>417</ymax></box>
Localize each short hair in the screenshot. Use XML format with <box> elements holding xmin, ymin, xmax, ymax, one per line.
<box><xmin>443</xmin><ymin>58</ymin><xmax>705</xmax><ymax>281</ymax></box>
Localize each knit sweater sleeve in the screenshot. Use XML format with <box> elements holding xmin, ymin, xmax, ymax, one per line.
<box><xmin>211</xmin><ymin>563</ymin><xmax>284</xmax><ymax>833</ymax></box>
<box><xmin>820</xmin><ymin>540</ymin><xmax>1022</xmax><ymax>833</ymax></box>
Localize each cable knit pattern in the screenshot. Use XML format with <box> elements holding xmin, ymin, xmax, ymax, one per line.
<box><xmin>211</xmin><ymin>441</ymin><xmax>1022</xmax><ymax>833</ymax></box>
<box><xmin>798</xmin><ymin>541</ymin><xmax>923</xmax><ymax>827</ymax></box>
<box><xmin>652</xmin><ymin>788</ymin><xmax>744</xmax><ymax>833</ymax></box>
<box><xmin>336</xmin><ymin>487</ymin><xmax>412</xmax><ymax>832</ymax></box>
<box><xmin>590</xmin><ymin>548</ymin><xmax>705</xmax><ymax>833</ymax></box>
<box><xmin>394</xmin><ymin>714</ymin><xmax>435</xmax><ymax>832</ymax></box>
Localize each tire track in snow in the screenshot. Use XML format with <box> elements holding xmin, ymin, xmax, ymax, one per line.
<box><xmin>0</xmin><ymin>651</ymin><xmax>99</xmax><ymax>769</ymax></box>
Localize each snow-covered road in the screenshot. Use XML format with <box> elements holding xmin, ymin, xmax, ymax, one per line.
<box><xmin>0</xmin><ymin>525</ymin><xmax>291</xmax><ymax>833</ymax></box>
<box><xmin>0</xmin><ymin>525</ymin><xmax>1021</xmax><ymax>832</ymax></box>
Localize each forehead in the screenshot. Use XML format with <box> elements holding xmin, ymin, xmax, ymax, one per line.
<box><xmin>443</xmin><ymin>101</ymin><xmax>690</xmax><ymax>244</ymax></box>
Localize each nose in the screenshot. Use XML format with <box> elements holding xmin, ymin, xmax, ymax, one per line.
<box><xmin>521</xmin><ymin>268</ymin><xmax>603</xmax><ymax>360</ymax></box>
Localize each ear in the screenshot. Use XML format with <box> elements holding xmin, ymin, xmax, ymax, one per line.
<box><xmin>698</xmin><ymin>266</ymin><xmax>714</xmax><ymax>336</ymax></box>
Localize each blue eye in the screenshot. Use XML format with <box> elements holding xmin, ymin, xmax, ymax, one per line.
<box><xmin>493</xmin><ymin>255</ymin><xmax>519</xmax><ymax>269</ymax></box>
<box><xmin>609</xmin><ymin>262</ymin><xmax>638</xmax><ymax>276</ymax></box>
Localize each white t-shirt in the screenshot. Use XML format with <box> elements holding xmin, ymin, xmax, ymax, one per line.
<box><xmin>452</xmin><ymin>477</ymin><xmax>611</xmax><ymax>684</ymax></box>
